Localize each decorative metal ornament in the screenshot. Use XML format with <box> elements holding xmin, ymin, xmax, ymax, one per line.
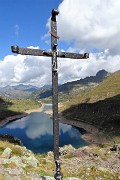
<box><xmin>11</xmin><ymin>9</ymin><xmax>89</xmax><ymax>180</ymax></box>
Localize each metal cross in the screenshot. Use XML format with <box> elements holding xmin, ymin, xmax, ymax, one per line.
<box><xmin>11</xmin><ymin>9</ymin><xmax>89</xmax><ymax>180</ymax></box>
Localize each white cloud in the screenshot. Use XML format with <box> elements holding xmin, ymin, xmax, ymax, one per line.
<box><xmin>14</xmin><ymin>24</ymin><xmax>20</xmax><ymax>36</ymax></box>
<box><xmin>0</xmin><ymin>48</ymin><xmax>120</xmax><ymax>87</ymax></box>
<box><xmin>57</xmin><ymin>0</ymin><xmax>120</xmax><ymax>54</ymax></box>
<box><xmin>58</xmin><ymin>49</ymin><xmax>120</xmax><ymax>84</ymax></box>
<box><xmin>5</xmin><ymin>117</ymin><xmax>28</xmax><ymax>129</ymax></box>
<box><xmin>0</xmin><ymin>52</ymin><xmax>52</xmax><ymax>87</ymax></box>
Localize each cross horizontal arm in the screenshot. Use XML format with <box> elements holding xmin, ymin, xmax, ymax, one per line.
<box><xmin>11</xmin><ymin>46</ymin><xmax>52</xmax><ymax>57</ymax></box>
<box><xmin>57</xmin><ymin>51</ymin><xmax>89</xmax><ymax>59</ymax></box>
<box><xmin>11</xmin><ymin>46</ymin><xmax>89</xmax><ymax>59</ymax></box>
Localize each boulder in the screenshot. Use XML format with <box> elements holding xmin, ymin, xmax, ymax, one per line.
<box><xmin>26</xmin><ymin>155</ymin><xmax>39</xmax><ymax>167</ymax></box>
<box><xmin>10</xmin><ymin>155</ymin><xmax>25</xmax><ymax>167</ymax></box>
<box><xmin>2</xmin><ymin>147</ymin><xmax>12</xmax><ymax>158</ymax></box>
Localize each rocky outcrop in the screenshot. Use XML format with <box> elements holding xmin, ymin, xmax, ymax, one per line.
<box><xmin>0</xmin><ymin>141</ymin><xmax>119</xmax><ymax>179</ymax></box>
<box><xmin>0</xmin><ymin>147</ymin><xmax>40</xmax><ymax>179</ymax></box>
<box><xmin>1</xmin><ymin>147</ymin><xmax>39</xmax><ymax>167</ymax></box>
<box><xmin>0</xmin><ymin>145</ymin><xmax>81</xmax><ymax>179</ymax></box>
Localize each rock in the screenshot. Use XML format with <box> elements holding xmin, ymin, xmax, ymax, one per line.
<box><xmin>26</xmin><ymin>155</ymin><xmax>39</xmax><ymax>167</ymax></box>
<box><xmin>6</xmin><ymin>167</ymin><xmax>24</xmax><ymax>175</ymax></box>
<box><xmin>21</xmin><ymin>156</ymin><xmax>27</xmax><ymax>164</ymax></box>
<box><xmin>2</xmin><ymin>147</ymin><xmax>12</xmax><ymax>158</ymax></box>
<box><xmin>4</xmin><ymin>174</ymin><xmax>13</xmax><ymax>180</ymax></box>
<box><xmin>0</xmin><ymin>158</ymin><xmax>11</xmax><ymax>164</ymax></box>
<box><xmin>60</xmin><ymin>144</ymin><xmax>75</xmax><ymax>156</ymax></box>
<box><xmin>47</xmin><ymin>151</ymin><xmax>53</xmax><ymax>157</ymax></box>
<box><xmin>98</xmin><ymin>167</ymin><xmax>108</xmax><ymax>172</ymax></box>
<box><xmin>10</xmin><ymin>156</ymin><xmax>25</xmax><ymax>167</ymax></box>
<box><xmin>21</xmin><ymin>147</ymin><xmax>33</xmax><ymax>156</ymax></box>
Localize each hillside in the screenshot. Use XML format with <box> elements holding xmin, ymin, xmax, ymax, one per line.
<box><xmin>0</xmin><ymin>96</ymin><xmax>41</xmax><ymax>122</ymax></box>
<box><xmin>61</xmin><ymin>70</ymin><xmax>120</xmax><ymax>142</ymax></box>
<box><xmin>0</xmin><ymin>140</ymin><xmax>119</xmax><ymax>179</ymax></box>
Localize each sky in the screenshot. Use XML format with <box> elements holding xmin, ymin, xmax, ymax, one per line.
<box><xmin>0</xmin><ymin>0</ymin><xmax>120</xmax><ymax>87</ymax></box>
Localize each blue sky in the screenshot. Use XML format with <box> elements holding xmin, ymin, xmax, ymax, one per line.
<box><xmin>0</xmin><ymin>0</ymin><xmax>63</xmax><ymax>59</ymax></box>
<box><xmin>0</xmin><ymin>0</ymin><xmax>120</xmax><ymax>87</ymax></box>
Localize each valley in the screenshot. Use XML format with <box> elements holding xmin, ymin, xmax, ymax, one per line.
<box><xmin>0</xmin><ymin>69</ymin><xmax>120</xmax><ymax>179</ymax></box>
<box><xmin>0</xmin><ymin>69</ymin><xmax>119</xmax><ymax>143</ymax></box>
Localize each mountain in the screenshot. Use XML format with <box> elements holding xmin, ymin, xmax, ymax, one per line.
<box><xmin>32</xmin><ymin>69</ymin><xmax>110</xmax><ymax>101</ymax></box>
<box><xmin>0</xmin><ymin>84</ymin><xmax>39</xmax><ymax>98</ymax></box>
<box><xmin>12</xmin><ymin>84</ymin><xmax>39</xmax><ymax>92</ymax></box>
<box><xmin>58</xmin><ymin>69</ymin><xmax>110</xmax><ymax>101</ymax></box>
<box><xmin>61</xmin><ymin>70</ymin><xmax>120</xmax><ymax>141</ymax></box>
<box><xmin>31</xmin><ymin>85</ymin><xmax>52</xmax><ymax>99</ymax></box>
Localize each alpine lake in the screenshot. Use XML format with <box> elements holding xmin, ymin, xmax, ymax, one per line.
<box><xmin>0</xmin><ymin>104</ymin><xmax>87</xmax><ymax>154</ymax></box>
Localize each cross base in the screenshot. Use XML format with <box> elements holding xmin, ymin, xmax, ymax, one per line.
<box><xmin>54</xmin><ymin>160</ymin><xmax>63</xmax><ymax>180</ymax></box>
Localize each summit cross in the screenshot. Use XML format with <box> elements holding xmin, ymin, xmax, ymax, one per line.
<box><xmin>11</xmin><ymin>9</ymin><xmax>89</xmax><ymax>180</ymax></box>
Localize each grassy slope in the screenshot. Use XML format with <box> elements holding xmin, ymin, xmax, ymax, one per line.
<box><xmin>61</xmin><ymin>70</ymin><xmax>120</xmax><ymax>142</ymax></box>
<box><xmin>61</xmin><ymin>70</ymin><xmax>120</xmax><ymax>107</ymax></box>
<box><xmin>0</xmin><ymin>96</ymin><xmax>41</xmax><ymax>120</ymax></box>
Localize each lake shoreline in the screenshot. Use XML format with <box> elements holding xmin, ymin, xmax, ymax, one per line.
<box><xmin>44</xmin><ymin>109</ymin><xmax>106</xmax><ymax>145</ymax></box>
<box><xmin>59</xmin><ymin>114</ymin><xmax>107</xmax><ymax>145</ymax></box>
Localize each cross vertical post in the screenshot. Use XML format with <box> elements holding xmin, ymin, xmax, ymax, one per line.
<box><xmin>51</xmin><ymin>10</ymin><xmax>63</xmax><ymax>179</ymax></box>
<box><xmin>11</xmin><ymin>9</ymin><xmax>89</xmax><ymax>179</ymax></box>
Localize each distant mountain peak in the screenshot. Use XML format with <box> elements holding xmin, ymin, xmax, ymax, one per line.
<box><xmin>0</xmin><ymin>84</ymin><xmax>39</xmax><ymax>98</ymax></box>
<box><xmin>96</xmin><ymin>69</ymin><xmax>110</xmax><ymax>77</ymax></box>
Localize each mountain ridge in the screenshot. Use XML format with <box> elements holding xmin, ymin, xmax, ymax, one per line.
<box><xmin>32</xmin><ymin>69</ymin><xmax>110</xmax><ymax>100</ymax></box>
<box><xmin>0</xmin><ymin>84</ymin><xmax>39</xmax><ymax>98</ymax></box>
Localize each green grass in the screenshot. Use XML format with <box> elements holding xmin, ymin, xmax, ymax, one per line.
<box><xmin>8</xmin><ymin>98</ymin><xmax>41</xmax><ymax>112</ymax></box>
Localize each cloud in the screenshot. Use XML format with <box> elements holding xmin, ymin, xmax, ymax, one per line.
<box><xmin>14</xmin><ymin>24</ymin><xmax>20</xmax><ymax>36</ymax></box>
<box><xmin>5</xmin><ymin>117</ymin><xmax>28</xmax><ymax>129</ymax></box>
<box><xmin>0</xmin><ymin>48</ymin><xmax>120</xmax><ymax>87</ymax></box>
<box><xmin>0</xmin><ymin>51</ymin><xmax>52</xmax><ymax>87</ymax></box>
<box><xmin>57</xmin><ymin>0</ymin><xmax>120</xmax><ymax>54</ymax></box>
<box><xmin>58</xmin><ymin>49</ymin><xmax>120</xmax><ymax>84</ymax></box>
<box><xmin>26</xmin><ymin>114</ymin><xmax>53</xmax><ymax>139</ymax></box>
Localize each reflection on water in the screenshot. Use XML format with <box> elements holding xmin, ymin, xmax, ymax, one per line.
<box><xmin>0</xmin><ymin>104</ymin><xmax>87</xmax><ymax>153</ymax></box>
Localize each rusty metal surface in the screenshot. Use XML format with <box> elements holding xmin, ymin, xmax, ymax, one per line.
<box><xmin>58</xmin><ymin>51</ymin><xmax>89</xmax><ymax>59</ymax></box>
<box><xmin>49</xmin><ymin>31</ymin><xmax>60</xmax><ymax>39</ymax></box>
<box><xmin>11</xmin><ymin>46</ymin><xmax>52</xmax><ymax>57</ymax></box>
<box><xmin>51</xmin><ymin>9</ymin><xmax>63</xmax><ymax>180</ymax></box>
<box><xmin>51</xmin><ymin>9</ymin><xmax>59</xmax><ymax>162</ymax></box>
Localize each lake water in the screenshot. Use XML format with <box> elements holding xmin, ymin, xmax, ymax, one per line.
<box><xmin>0</xmin><ymin>104</ymin><xmax>87</xmax><ymax>154</ymax></box>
